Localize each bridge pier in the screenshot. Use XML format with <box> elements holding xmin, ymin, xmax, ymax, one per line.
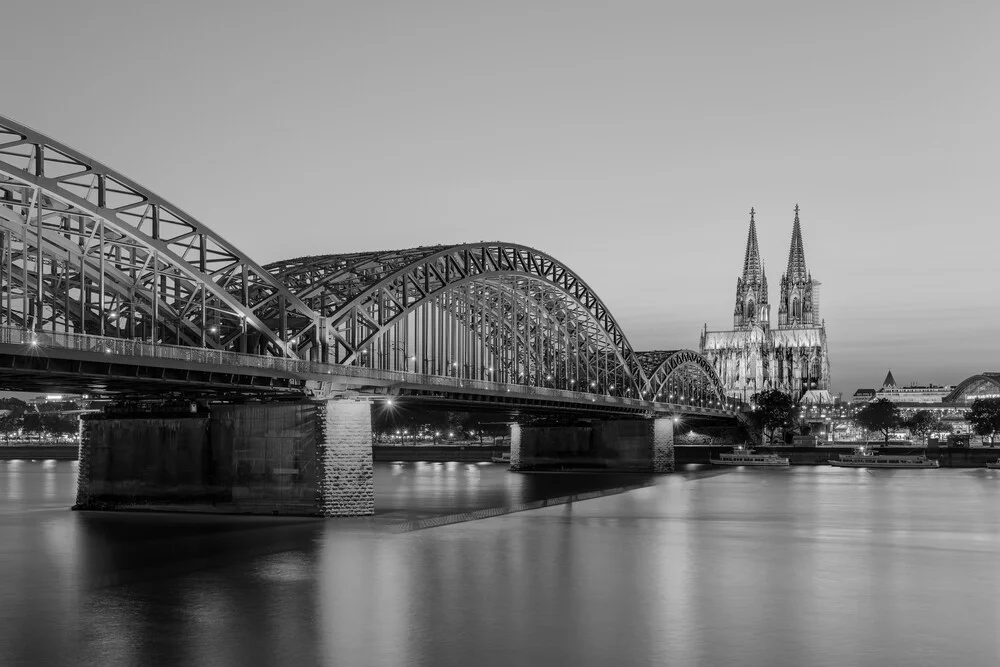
<box><xmin>75</xmin><ymin>398</ymin><xmax>375</xmax><ymax>517</ymax></box>
<box><xmin>509</xmin><ymin>416</ymin><xmax>674</xmax><ymax>473</ymax></box>
<box><xmin>313</xmin><ymin>398</ymin><xmax>375</xmax><ymax>516</ymax></box>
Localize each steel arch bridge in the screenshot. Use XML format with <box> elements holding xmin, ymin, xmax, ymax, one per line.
<box><xmin>0</xmin><ymin>115</ymin><xmax>733</xmax><ymax>414</ymax></box>
<box><xmin>943</xmin><ymin>373</ymin><xmax>1000</xmax><ymax>404</ymax></box>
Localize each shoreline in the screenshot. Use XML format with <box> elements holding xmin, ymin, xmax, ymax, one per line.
<box><xmin>4</xmin><ymin>443</ymin><xmax>998</xmax><ymax>468</ymax></box>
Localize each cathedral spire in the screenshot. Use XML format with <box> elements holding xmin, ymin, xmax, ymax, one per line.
<box><xmin>777</xmin><ymin>204</ymin><xmax>819</xmax><ymax>328</ymax></box>
<box><xmin>742</xmin><ymin>207</ymin><xmax>764</xmax><ymax>284</ymax></box>
<box><xmin>734</xmin><ymin>208</ymin><xmax>769</xmax><ymax>330</ymax></box>
<box><xmin>785</xmin><ymin>204</ymin><xmax>808</xmax><ymax>281</ymax></box>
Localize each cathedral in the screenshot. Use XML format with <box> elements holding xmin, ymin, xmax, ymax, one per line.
<box><xmin>699</xmin><ymin>206</ymin><xmax>833</xmax><ymax>404</ymax></box>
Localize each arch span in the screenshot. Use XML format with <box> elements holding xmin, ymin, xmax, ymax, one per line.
<box><xmin>636</xmin><ymin>349</ymin><xmax>729</xmax><ymax>408</ymax></box>
<box><xmin>0</xmin><ymin>115</ymin><xmax>319</xmax><ymax>358</ymax></box>
<box><xmin>944</xmin><ymin>373</ymin><xmax>1000</xmax><ymax>404</ymax></box>
<box><xmin>267</xmin><ymin>243</ymin><xmax>654</xmax><ymax>397</ymax></box>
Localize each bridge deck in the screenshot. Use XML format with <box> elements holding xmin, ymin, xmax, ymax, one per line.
<box><xmin>0</xmin><ymin>326</ymin><xmax>734</xmax><ymax>417</ymax></box>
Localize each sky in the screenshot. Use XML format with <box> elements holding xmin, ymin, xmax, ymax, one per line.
<box><xmin>1</xmin><ymin>0</ymin><xmax>997</xmax><ymax>397</ymax></box>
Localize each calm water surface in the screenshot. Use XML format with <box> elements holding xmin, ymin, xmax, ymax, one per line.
<box><xmin>1</xmin><ymin>459</ymin><xmax>999</xmax><ymax>666</ymax></box>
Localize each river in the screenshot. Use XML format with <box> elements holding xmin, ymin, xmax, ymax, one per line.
<box><xmin>1</xmin><ymin>460</ymin><xmax>998</xmax><ymax>666</ymax></box>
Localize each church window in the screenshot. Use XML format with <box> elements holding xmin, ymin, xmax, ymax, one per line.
<box><xmin>746</xmin><ymin>300</ymin><xmax>754</xmax><ymax>320</ymax></box>
<box><xmin>792</xmin><ymin>296</ymin><xmax>800</xmax><ymax>320</ymax></box>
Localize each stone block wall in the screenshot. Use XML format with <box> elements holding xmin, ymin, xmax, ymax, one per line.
<box><xmin>509</xmin><ymin>423</ymin><xmax>522</xmax><ymax>471</ymax></box>
<box><xmin>652</xmin><ymin>418</ymin><xmax>675</xmax><ymax>473</ymax></box>
<box><xmin>76</xmin><ymin>399</ymin><xmax>376</xmax><ymax>517</ymax></box>
<box><xmin>313</xmin><ymin>398</ymin><xmax>375</xmax><ymax>516</ymax></box>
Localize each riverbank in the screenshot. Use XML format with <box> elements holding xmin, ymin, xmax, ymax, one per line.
<box><xmin>374</xmin><ymin>444</ymin><xmax>502</xmax><ymax>462</ymax></box>
<box><xmin>676</xmin><ymin>445</ymin><xmax>1000</xmax><ymax>468</ymax></box>
<box><xmin>0</xmin><ymin>444</ymin><xmax>79</xmax><ymax>460</ymax></box>
<box><xmin>7</xmin><ymin>443</ymin><xmax>997</xmax><ymax>468</ymax></box>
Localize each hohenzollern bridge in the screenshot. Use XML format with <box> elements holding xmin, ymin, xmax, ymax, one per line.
<box><xmin>0</xmin><ymin>115</ymin><xmax>740</xmax><ymax>517</ymax></box>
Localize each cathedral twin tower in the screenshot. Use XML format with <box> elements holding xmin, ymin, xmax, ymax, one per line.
<box><xmin>700</xmin><ymin>206</ymin><xmax>832</xmax><ymax>403</ymax></box>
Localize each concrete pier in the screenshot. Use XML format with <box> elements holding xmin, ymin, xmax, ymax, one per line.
<box><xmin>510</xmin><ymin>418</ymin><xmax>675</xmax><ymax>472</ymax></box>
<box><xmin>74</xmin><ymin>399</ymin><xmax>375</xmax><ymax>517</ymax></box>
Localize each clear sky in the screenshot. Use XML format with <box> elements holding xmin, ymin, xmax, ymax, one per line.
<box><xmin>2</xmin><ymin>1</ymin><xmax>997</xmax><ymax>396</ymax></box>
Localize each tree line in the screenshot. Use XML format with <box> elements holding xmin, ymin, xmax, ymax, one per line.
<box><xmin>0</xmin><ymin>398</ymin><xmax>81</xmax><ymax>440</ymax></box>
<box><xmin>748</xmin><ymin>389</ymin><xmax>1000</xmax><ymax>446</ymax></box>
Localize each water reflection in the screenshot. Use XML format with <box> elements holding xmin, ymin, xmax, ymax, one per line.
<box><xmin>0</xmin><ymin>462</ymin><xmax>998</xmax><ymax>666</ymax></box>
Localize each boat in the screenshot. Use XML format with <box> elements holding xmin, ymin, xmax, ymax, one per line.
<box><xmin>491</xmin><ymin>451</ymin><xmax>511</xmax><ymax>464</ymax></box>
<box><xmin>829</xmin><ymin>445</ymin><xmax>938</xmax><ymax>469</ymax></box>
<box><xmin>710</xmin><ymin>445</ymin><xmax>789</xmax><ymax>467</ymax></box>
<box><xmin>986</xmin><ymin>458</ymin><xmax>1000</xmax><ymax>470</ymax></box>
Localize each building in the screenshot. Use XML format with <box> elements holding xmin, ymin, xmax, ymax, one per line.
<box><xmin>864</xmin><ymin>371</ymin><xmax>954</xmax><ymax>404</ymax></box>
<box><xmin>700</xmin><ymin>206</ymin><xmax>832</xmax><ymax>403</ymax></box>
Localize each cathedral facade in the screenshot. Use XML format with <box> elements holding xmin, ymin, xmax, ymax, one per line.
<box><xmin>699</xmin><ymin>206</ymin><xmax>832</xmax><ymax>403</ymax></box>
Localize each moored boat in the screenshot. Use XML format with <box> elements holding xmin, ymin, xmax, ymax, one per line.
<box><xmin>830</xmin><ymin>445</ymin><xmax>938</xmax><ymax>469</ymax></box>
<box><xmin>491</xmin><ymin>452</ymin><xmax>511</xmax><ymax>464</ymax></box>
<box><xmin>710</xmin><ymin>445</ymin><xmax>789</xmax><ymax>467</ymax></box>
<box><xmin>986</xmin><ymin>458</ymin><xmax>1000</xmax><ymax>470</ymax></box>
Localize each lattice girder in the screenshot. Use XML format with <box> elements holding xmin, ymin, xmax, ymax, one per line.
<box><xmin>640</xmin><ymin>349</ymin><xmax>728</xmax><ymax>406</ymax></box>
<box><xmin>0</xmin><ymin>115</ymin><xmax>318</xmax><ymax>357</ymax></box>
<box><xmin>268</xmin><ymin>243</ymin><xmax>650</xmax><ymax>396</ymax></box>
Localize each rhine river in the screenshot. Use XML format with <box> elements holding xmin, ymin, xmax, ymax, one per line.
<box><xmin>1</xmin><ymin>459</ymin><xmax>999</xmax><ymax>666</ymax></box>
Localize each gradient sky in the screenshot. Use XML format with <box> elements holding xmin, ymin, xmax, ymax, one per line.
<box><xmin>2</xmin><ymin>1</ymin><xmax>997</xmax><ymax>397</ymax></box>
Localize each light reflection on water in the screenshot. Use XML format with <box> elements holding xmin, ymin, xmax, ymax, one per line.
<box><xmin>0</xmin><ymin>461</ymin><xmax>999</xmax><ymax>666</ymax></box>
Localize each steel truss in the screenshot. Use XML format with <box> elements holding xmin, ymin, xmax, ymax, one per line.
<box><xmin>637</xmin><ymin>350</ymin><xmax>730</xmax><ymax>409</ymax></box>
<box><xmin>0</xmin><ymin>114</ymin><xmax>730</xmax><ymax>408</ymax></box>
<box><xmin>269</xmin><ymin>245</ymin><xmax>729</xmax><ymax>404</ymax></box>
<box><xmin>0</xmin><ymin>115</ymin><xmax>319</xmax><ymax>359</ymax></box>
<box><xmin>943</xmin><ymin>373</ymin><xmax>1000</xmax><ymax>404</ymax></box>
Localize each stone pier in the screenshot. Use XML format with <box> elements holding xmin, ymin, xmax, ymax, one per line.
<box><xmin>509</xmin><ymin>417</ymin><xmax>675</xmax><ymax>473</ymax></box>
<box><xmin>75</xmin><ymin>398</ymin><xmax>375</xmax><ymax>517</ymax></box>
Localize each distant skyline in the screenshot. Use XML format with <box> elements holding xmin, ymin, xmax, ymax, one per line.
<box><xmin>2</xmin><ymin>1</ymin><xmax>997</xmax><ymax>396</ymax></box>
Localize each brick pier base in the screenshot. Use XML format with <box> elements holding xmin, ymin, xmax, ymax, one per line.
<box><xmin>313</xmin><ymin>398</ymin><xmax>375</xmax><ymax>516</ymax></box>
<box><xmin>74</xmin><ymin>399</ymin><xmax>375</xmax><ymax>517</ymax></box>
<box><xmin>651</xmin><ymin>417</ymin><xmax>675</xmax><ymax>473</ymax></box>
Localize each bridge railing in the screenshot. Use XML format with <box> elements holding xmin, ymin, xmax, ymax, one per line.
<box><xmin>0</xmin><ymin>326</ymin><xmax>733</xmax><ymax>415</ymax></box>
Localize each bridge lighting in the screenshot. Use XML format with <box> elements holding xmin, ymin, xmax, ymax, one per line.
<box><xmin>105</xmin><ymin>348</ymin><xmax>111</xmax><ymax>354</ymax></box>
<box><xmin>29</xmin><ymin>339</ymin><xmax>37</xmax><ymax>347</ymax></box>
<box><xmin>591</xmin><ymin>382</ymin><xmax>596</xmax><ymax>387</ymax></box>
<box><xmin>386</xmin><ymin>399</ymin><xmax>394</xmax><ymax>406</ymax></box>
<box><xmin>546</xmin><ymin>375</ymin><xmax>552</xmax><ymax>381</ymax></box>
<box><xmin>409</xmin><ymin>356</ymin><xmax>416</xmax><ymax>361</ymax></box>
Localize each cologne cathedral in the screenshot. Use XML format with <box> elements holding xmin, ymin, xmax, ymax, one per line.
<box><xmin>699</xmin><ymin>206</ymin><xmax>832</xmax><ymax>403</ymax></box>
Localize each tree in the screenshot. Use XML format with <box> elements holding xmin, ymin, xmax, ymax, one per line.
<box><xmin>853</xmin><ymin>398</ymin><xmax>900</xmax><ymax>444</ymax></box>
<box><xmin>904</xmin><ymin>410</ymin><xmax>943</xmax><ymax>445</ymax></box>
<box><xmin>966</xmin><ymin>398</ymin><xmax>1000</xmax><ymax>444</ymax></box>
<box><xmin>749</xmin><ymin>389</ymin><xmax>796</xmax><ymax>446</ymax></box>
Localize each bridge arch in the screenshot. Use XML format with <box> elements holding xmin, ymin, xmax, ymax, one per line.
<box><xmin>637</xmin><ymin>349</ymin><xmax>729</xmax><ymax>408</ymax></box>
<box><xmin>266</xmin><ymin>243</ymin><xmax>650</xmax><ymax>396</ymax></box>
<box><xmin>943</xmin><ymin>373</ymin><xmax>1000</xmax><ymax>404</ymax></box>
<box><xmin>0</xmin><ymin>115</ymin><xmax>319</xmax><ymax>358</ymax></box>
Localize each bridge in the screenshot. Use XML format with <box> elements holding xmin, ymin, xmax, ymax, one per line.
<box><xmin>0</xmin><ymin>114</ymin><xmax>743</xmax><ymax>516</ymax></box>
